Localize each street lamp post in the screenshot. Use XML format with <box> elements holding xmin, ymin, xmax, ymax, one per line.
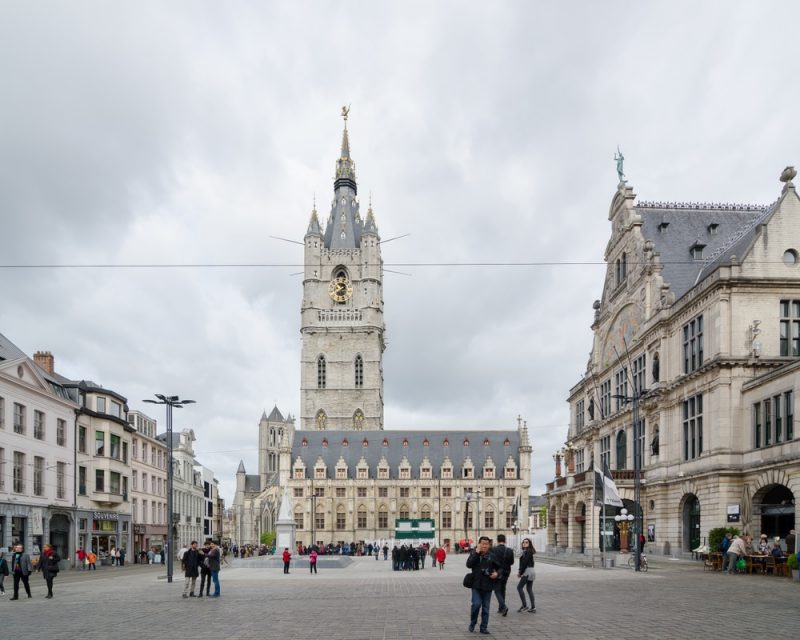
<box><xmin>143</xmin><ymin>394</ymin><xmax>195</xmax><ymax>583</ymax></box>
<box><xmin>612</xmin><ymin>385</ymin><xmax>647</xmax><ymax>572</ymax></box>
<box><xmin>614</xmin><ymin>508</ymin><xmax>635</xmax><ymax>552</ymax></box>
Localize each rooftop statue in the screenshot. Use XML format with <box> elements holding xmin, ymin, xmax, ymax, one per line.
<box><xmin>614</xmin><ymin>146</ymin><xmax>626</xmax><ymax>183</ymax></box>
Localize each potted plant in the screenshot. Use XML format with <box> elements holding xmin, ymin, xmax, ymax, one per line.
<box><xmin>787</xmin><ymin>553</ymin><xmax>798</xmax><ymax>581</ymax></box>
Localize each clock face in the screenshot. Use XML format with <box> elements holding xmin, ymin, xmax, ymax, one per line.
<box><xmin>329</xmin><ymin>276</ymin><xmax>353</xmax><ymax>303</ymax></box>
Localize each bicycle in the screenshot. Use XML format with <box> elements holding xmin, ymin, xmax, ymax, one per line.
<box><xmin>627</xmin><ymin>552</ymin><xmax>649</xmax><ymax>571</ymax></box>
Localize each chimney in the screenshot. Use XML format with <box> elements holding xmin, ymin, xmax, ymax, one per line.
<box><xmin>34</xmin><ymin>351</ymin><xmax>55</xmax><ymax>374</ymax></box>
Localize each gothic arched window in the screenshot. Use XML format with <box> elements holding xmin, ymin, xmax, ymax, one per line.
<box><xmin>354</xmin><ymin>355</ymin><xmax>364</xmax><ymax>388</ymax></box>
<box><xmin>317</xmin><ymin>355</ymin><xmax>327</xmax><ymax>389</ymax></box>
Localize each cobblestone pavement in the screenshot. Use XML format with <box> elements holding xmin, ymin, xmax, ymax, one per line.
<box><xmin>2</xmin><ymin>556</ymin><xmax>797</xmax><ymax>640</ymax></box>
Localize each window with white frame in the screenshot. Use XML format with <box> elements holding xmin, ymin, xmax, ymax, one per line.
<box><xmin>600</xmin><ymin>435</ymin><xmax>611</xmax><ymax>469</ymax></box>
<box><xmin>13</xmin><ymin>403</ymin><xmax>25</xmax><ymax>434</ymax></box>
<box><xmin>615</xmin><ymin>368</ymin><xmax>628</xmax><ymax>411</ymax></box>
<box><xmin>600</xmin><ymin>380</ymin><xmax>611</xmax><ymax>418</ymax></box>
<box><xmin>576</xmin><ymin>399</ymin><xmax>585</xmax><ymax>431</ymax></box>
<box><xmin>57</xmin><ymin>419</ymin><xmax>66</xmax><ymax>446</ymax></box>
<box><xmin>575</xmin><ymin>448</ymin><xmax>585</xmax><ymax>474</ymax></box>
<box><xmin>33</xmin><ymin>456</ymin><xmax>44</xmax><ymax>496</ymax></box>
<box><xmin>632</xmin><ymin>354</ymin><xmax>646</xmax><ymax>394</ymax></box>
<box><xmin>34</xmin><ymin>410</ymin><xmax>45</xmax><ymax>440</ymax></box>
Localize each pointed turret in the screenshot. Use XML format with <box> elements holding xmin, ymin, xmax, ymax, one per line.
<box><xmin>363</xmin><ymin>196</ymin><xmax>379</xmax><ymax>236</ymax></box>
<box><xmin>307</xmin><ymin>201</ymin><xmax>322</xmax><ymax>236</ymax></box>
<box><xmin>237</xmin><ymin>460</ymin><xmax>246</xmax><ymax>474</ymax></box>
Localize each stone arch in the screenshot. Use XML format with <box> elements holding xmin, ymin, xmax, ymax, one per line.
<box><xmin>679</xmin><ymin>491</ymin><xmax>701</xmax><ymax>553</ymax></box>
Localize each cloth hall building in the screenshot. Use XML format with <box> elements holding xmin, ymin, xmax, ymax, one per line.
<box><xmin>545</xmin><ymin>168</ymin><xmax>800</xmax><ymax>558</ymax></box>
<box><xmin>231</xmin><ymin>115</ymin><xmax>532</xmax><ymax>549</ymax></box>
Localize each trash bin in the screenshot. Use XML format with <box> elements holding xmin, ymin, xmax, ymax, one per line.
<box><xmin>604</xmin><ymin>558</ymin><xmax>615</xmax><ymax>568</ymax></box>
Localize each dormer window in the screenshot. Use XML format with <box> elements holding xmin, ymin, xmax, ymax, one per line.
<box><xmin>503</xmin><ymin>438</ymin><xmax>510</xmax><ymax>447</ymax></box>
<box><xmin>399</xmin><ymin>467</ymin><xmax>410</xmax><ymax>479</ymax></box>
<box><xmin>336</xmin><ymin>467</ymin><xmax>347</xmax><ymax>479</ymax></box>
<box><xmin>315</xmin><ymin>467</ymin><xmax>325</xmax><ymax>479</ymax></box>
<box><xmin>658</xmin><ymin>221</ymin><xmax>669</xmax><ymax>233</ymax></box>
<box><xmin>690</xmin><ymin>241</ymin><xmax>706</xmax><ymax>260</ymax></box>
<box><xmin>483</xmin><ymin>438</ymin><xmax>490</xmax><ymax>446</ymax></box>
<box><xmin>423</xmin><ymin>438</ymin><xmax>429</xmax><ymax>447</ymax></box>
<box><xmin>322</xmin><ymin>438</ymin><xmax>328</xmax><ymax>448</ymax></box>
<box><xmin>382</xmin><ymin>438</ymin><xmax>389</xmax><ymax>447</ymax></box>
<box><xmin>294</xmin><ymin>468</ymin><xmax>305</xmax><ymax>479</ymax></box>
<box><xmin>342</xmin><ymin>439</ymin><xmax>349</xmax><ymax>447</ymax></box>
<box><xmin>420</xmin><ymin>467</ymin><xmax>431</xmax><ymax>479</ymax></box>
<box><xmin>362</xmin><ymin>438</ymin><xmax>369</xmax><ymax>447</ymax></box>
<box><xmin>442</xmin><ymin>466</ymin><xmax>453</xmax><ymax>479</ymax></box>
<box><xmin>463</xmin><ymin>466</ymin><xmax>474</xmax><ymax>479</ymax></box>
<box><xmin>443</xmin><ymin>438</ymin><xmax>449</xmax><ymax>447</ymax></box>
<box><xmin>301</xmin><ymin>438</ymin><xmax>308</xmax><ymax>447</ymax></box>
<box><xmin>707</xmin><ymin>223</ymin><xmax>719</xmax><ymax>235</ymax></box>
<box><xmin>463</xmin><ymin>438</ymin><xmax>470</xmax><ymax>447</ymax></box>
<box><xmin>402</xmin><ymin>438</ymin><xmax>409</xmax><ymax>447</ymax></box>
<box><xmin>378</xmin><ymin>466</ymin><xmax>389</xmax><ymax>479</ymax></box>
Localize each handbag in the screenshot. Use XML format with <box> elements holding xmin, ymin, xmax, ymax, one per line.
<box><xmin>524</xmin><ymin>567</ymin><xmax>536</xmax><ymax>582</ymax></box>
<box><xmin>463</xmin><ymin>572</ymin><xmax>475</xmax><ymax>588</ymax></box>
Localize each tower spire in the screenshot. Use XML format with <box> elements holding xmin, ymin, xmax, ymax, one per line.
<box><xmin>326</xmin><ymin>106</ymin><xmax>361</xmax><ymax>249</ymax></box>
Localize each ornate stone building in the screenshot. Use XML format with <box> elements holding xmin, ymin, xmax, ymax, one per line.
<box><xmin>546</xmin><ymin>169</ymin><xmax>800</xmax><ymax>558</ymax></box>
<box><xmin>232</xmin><ymin>114</ymin><xmax>532</xmax><ymax>547</ymax></box>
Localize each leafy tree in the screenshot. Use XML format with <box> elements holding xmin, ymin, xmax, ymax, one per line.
<box><xmin>260</xmin><ymin>530</ymin><xmax>276</xmax><ymax>547</ymax></box>
<box><xmin>708</xmin><ymin>526</ymin><xmax>739</xmax><ymax>552</ymax></box>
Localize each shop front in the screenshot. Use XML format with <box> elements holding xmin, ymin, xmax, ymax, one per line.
<box><xmin>133</xmin><ymin>524</ymin><xmax>166</xmax><ymax>563</ymax></box>
<box><xmin>76</xmin><ymin>510</ymin><xmax>131</xmax><ymax>565</ymax></box>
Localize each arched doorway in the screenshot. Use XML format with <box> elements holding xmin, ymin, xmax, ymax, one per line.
<box><xmin>757</xmin><ymin>485</ymin><xmax>795</xmax><ymax>538</ymax></box>
<box><xmin>682</xmin><ymin>495</ymin><xmax>701</xmax><ymax>552</ymax></box>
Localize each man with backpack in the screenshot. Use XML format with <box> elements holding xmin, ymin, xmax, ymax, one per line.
<box><xmin>491</xmin><ymin>534</ymin><xmax>515</xmax><ymax>616</ymax></box>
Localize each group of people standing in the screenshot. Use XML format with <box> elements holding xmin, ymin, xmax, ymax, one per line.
<box><xmin>465</xmin><ymin>534</ymin><xmax>537</xmax><ymax>635</ymax></box>
<box><xmin>0</xmin><ymin>543</ymin><xmax>62</xmax><ymax>600</ymax></box>
<box><xmin>179</xmin><ymin>539</ymin><xmax>223</xmax><ymax>598</ymax></box>
<box><xmin>390</xmin><ymin>543</ymin><xmax>447</xmax><ymax>571</ymax></box>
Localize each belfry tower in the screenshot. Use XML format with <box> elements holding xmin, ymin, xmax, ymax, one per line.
<box><xmin>299</xmin><ymin>108</ymin><xmax>385</xmax><ymax>431</ymax></box>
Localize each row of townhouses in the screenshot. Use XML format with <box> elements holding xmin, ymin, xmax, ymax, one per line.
<box><xmin>0</xmin><ymin>334</ymin><xmax>224</xmax><ymax>566</ymax></box>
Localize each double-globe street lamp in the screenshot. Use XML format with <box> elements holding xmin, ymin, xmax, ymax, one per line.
<box><xmin>143</xmin><ymin>394</ymin><xmax>195</xmax><ymax>583</ymax></box>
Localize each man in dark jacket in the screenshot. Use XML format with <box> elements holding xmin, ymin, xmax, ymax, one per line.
<box><xmin>9</xmin><ymin>543</ymin><xmax>33</xmax><ymax>600</ymax></box>
<box><xmin>466</xmin><ymin>536</ymin><xmax>502</xmax><ymax>634</ymax></box>
<box><xmin>491</xmin><ymin>534</ymin><xmax>514</xmax><ymax>616</ymax></box>
<box><xmin>182</xmin><ymin>541</ymin><xmax>202</xmax><ymax>598</ymax></box>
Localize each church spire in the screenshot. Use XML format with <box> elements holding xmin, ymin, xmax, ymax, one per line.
<box><xmin>325</xmin><ymin>106</ymin><xmax>363</xmax><ymax>250</ymax></box>
<box><xmin>307</xmin><ymin>195</ymin><xmax>321</xmax><ymax>236</ymax></box>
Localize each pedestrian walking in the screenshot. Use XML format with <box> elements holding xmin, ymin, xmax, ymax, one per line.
<box><xmin>110</xmin><ymin>547</ymin><xmax>116</xmax><ymax>566</ymax></box>
<box><xmin>182</xmin><ymin>541</ymin><xmax>202</xmax><ymax>598</ymax></box>
<box><xmin>9</xmin><ymin>543</ymin><xmax>33</xmax><ymax>600</ymax></box>
<box><xmin>309</xmin><ymin>549</ymin><xmax>318</xmax><ymax>574</ymax></box>
<box><xmin>198</xmin><ymin>541</ymin><xmax>212</xmax><ymax>597</ymax></box>
<box><xmin>37</xmin><ymin>543</ymin><xmax>61</xmax><ymax>599</ymax></box>
<box><xmin>206</xmin><ymin>540</ymin><xmax>222</xmax><ymax>597</ymax></box>
<box><xmin>491</xmin><ymin>533</ymin><xmax>514</xmax><ymax>617</ymax></box>
<box><xmin>0</xmin><ymin>550</ymin><xmax>9</xmax><ymax>595</ymax></box>
<box><xmin>436</xmin><ymin>546</ymin><xmax>446</xmax><ymax>570</ymax></box>
<box><xmin>466</xmin><ymin>536</ymin><xmax>501</xmax><ymax>634</ymax></box>
<box><xmin>282</xmin><ymin>548</ymin><xmax>291</xmax><ymax>574</ymax></box>
<box><xmin>515</xmin><ymin>538</ymin><xmax>536</xmax><ymax>612</ymax></box>
<box><xmin>87</xmin><ymin>550</ymin><xmax>97</xmax><ymax>570</ymax></box>
<box><xmin>76</xmin><ymin>546</ymin><xmax>87</xmax><ymax>570</ymax></box>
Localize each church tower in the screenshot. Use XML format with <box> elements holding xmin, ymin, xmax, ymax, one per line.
<box><xmin>300</xmin><ymin>109</ymin><xmax>385</xmax><ymax>431</ymax></box>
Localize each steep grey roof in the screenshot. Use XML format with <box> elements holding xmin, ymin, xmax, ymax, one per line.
<box><xmin>244</xmin><ymin>474</ymin><xmax>261</xmax><ymax>492</ymax></box>
<box><xmin>267</xmin><ymin>405</ymin><xmax>285</xmax><ymax>422</ymax></box>
<box><xmin>0</xmin><ymin>333</ymin><xmax>77</xmax><ymax>403</ymax></box>
<box><xmin>323</xmin><ymin>126</ymin><xmax>364</xmax><ymax>250</ymax></box>
<box><xmin>637</xmin><ymin>202</ymin><xmax>766</xmax><ymax>300</ymax></box>
<box><xmin>291</xmin><ymin>429</ymin><xmax>521</xmax><ymax>480</ymax></box>
<box><xmin>237</xmin><ymin>460</ymin><xmax>246</xmax><ymax>474</ymax></box>
<box><xmin>156</xmin><ymin>432</ymin><xmax>181</xmax><ymax>449</ymax></box>
<box><xmin>0</xmin><ymin>332</ymin><xmax>27</xmax><ymax>361</ymax></box>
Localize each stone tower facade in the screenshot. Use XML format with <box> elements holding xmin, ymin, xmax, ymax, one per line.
<box><xmin>300</xmin><ymin>114</ymin><xmax>385</xmax><ymax>431</ymax></box>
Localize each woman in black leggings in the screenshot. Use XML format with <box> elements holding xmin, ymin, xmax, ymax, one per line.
<box><xmin>516</xmin><ymin>538</ymin><xmax>536</xmax><ymax>612</ymax></box>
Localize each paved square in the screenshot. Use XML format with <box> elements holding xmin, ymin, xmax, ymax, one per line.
<box><xmin>1</xmin><ymin>557</ymin><xmax>797</xmax><ymax>639</ymax></box>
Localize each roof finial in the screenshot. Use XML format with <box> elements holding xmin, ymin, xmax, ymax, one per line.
<box><xmin>341</xmin><ymin>104</ymin><xmax>350</xmax><ymax>130</ymax></box>
<box><xmin>313</xmin><ymin>192</ymin><xmax>317</xmax><ymax>213</ymax></box>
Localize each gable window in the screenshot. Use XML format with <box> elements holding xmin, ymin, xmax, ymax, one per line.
<box><xmin>780</xmin><ymin>300</ymin><xmax>800</xmax><ymax>357</ymax></box>
<box><xmin>399</xmin><ymin>467</ymin><xmax>410</xmax><ymax>479</ymax></box>
<box><xmin>354</xmin><ymin>355</ymin><xmax>364</xmax><ymax>388</ymax></box>
<box><xmin>683</xmin><ymin>315</ymin><xmax>704</xmax><ymax>373</ymax></box>
<box><xmin>505</xmin><ymin>466</ymin><xmax>516</xmax><ymax>479</ymax></box>
<box><xmin>420</xmin><ymin>467</ymin><xmax>431</xmax><ymax>479</ymax></box>
<box><xmin>462</xmin><ymin>466</ymin><xmax>473</xmax><ymax>479</ymax></box>
<box><xmin>683</xmin><ymin>394</ymin><xmax>703</xmax><ymax>460</ymax></box>
<box><xmin>315</xmin><ymin>467</ymin><xmax>325</xmax><ymax>479</ymax></box>
<box><xmin>378</xmin><ymin>466</ymin><xmax>389</xmax><ymax>479</ymax></box>
<box><xmin>317</xmin><ymin>355</ymin><xmax>327</xmax><ymax>388</ymax></box>
<box><xmin>442</xmin><ymin>466</ymin><xmax>453</xmax><ymax>479</ymax></box>
<box><xmin>484</xmin><ymin>466</ymin><xmax>495</xmax><ymax>479</ymax></box>
<box><xmin>336</xmin><ymin>467</ymin><xmax>347</xmax><ymax>480</ymax></box>
<box><xmin>357</xmin><ymin>467</ymin><xmax>368</xmax><ymax>479</ymax></box>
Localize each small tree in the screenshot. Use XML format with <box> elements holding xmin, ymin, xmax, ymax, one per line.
<box><xmin>260</xmin><ymin>530</ymin><xmax>276</xmax><ymax>548</ymax></box>
<box><xmin>708</xmin><ymin>526</ymin><xmax>739</xmax><ymax>552</ymax></box>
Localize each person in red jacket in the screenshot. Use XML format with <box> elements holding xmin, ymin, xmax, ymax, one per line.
<box><xmin>435</xmin><ymin>547</ymin><xmax>446</xmax><ymax>570</ymax></box>
<box><xmin>282</xmin><ymin>548</ymin><xmax>291</xmax><ymax>574</ymax></box>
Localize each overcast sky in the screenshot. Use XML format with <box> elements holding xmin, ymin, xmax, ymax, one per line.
<box><xmin>2</xmin><ymin>2</ymin><xmax>798</xmax><ymax>505</ymax></box>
